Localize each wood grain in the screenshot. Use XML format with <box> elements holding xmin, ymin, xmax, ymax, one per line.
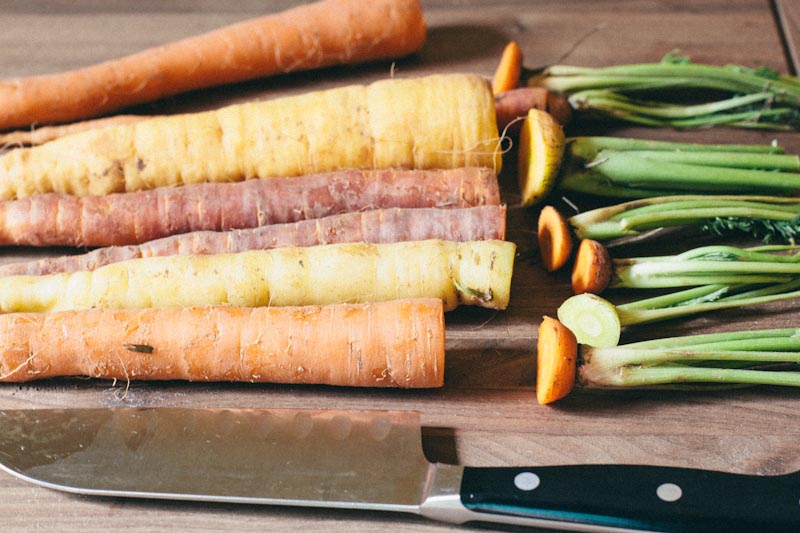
<box><xmin>0</xmin><ymin>1</ymin><xmax>799</xmax><ymax>531</ymax></box>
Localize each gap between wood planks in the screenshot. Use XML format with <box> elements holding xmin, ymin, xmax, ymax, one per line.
<box><xmin>772</xmin><ymin>0</ymin><xmax>800</xmax><ymax>74</ymax></box>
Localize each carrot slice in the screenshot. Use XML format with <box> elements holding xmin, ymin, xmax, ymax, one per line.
<box><xmin>492</xmin><ymin>41</ymin><xmax>523</xmax><ymax>95</ymax></box>
<box><xmin>518</xmin><ymin>109</ymin><xmax>566</xmax><ymax>206</ymax></box>
<box><xmin>537</xmin><ymin>205</ymin><xmax>574</xmax><ymax>272</ymax></box>
<box><xmin>571</xmin><ymin>239</ymin><xmax>612</xmax><ymax>294</ymax></box>
<box><xmin>536</xmin><ymin>316</ymin><xmax>578</xmax><ymax>404</ymax></box>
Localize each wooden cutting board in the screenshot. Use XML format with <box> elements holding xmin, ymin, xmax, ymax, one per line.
<box><xmin>0</xmin><ymin>1</ymin><xmax>798</xmax><ymax>530</ymax></box>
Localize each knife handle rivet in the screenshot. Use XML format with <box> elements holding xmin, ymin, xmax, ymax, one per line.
<box><xmin>514</xmin><ymin>471</ymin><xmax>540</xmax><ymax>491</ymax></box>
<box><xmin>656</xmin><ymin>482</ymin><xmax>682</xmax><ymax>502</ymax></box>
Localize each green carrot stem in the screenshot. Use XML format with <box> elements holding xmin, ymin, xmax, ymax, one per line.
<box><xmin>586</xmin><ymin>347</ymin><xmax>800</xmax><ymax>369</ymax></box>
<box><xmin>622</xmin><ymin>150</ymin><xmax>799</xmax><ymax>171</ymax></box>
<box><xmin>615</xmin><ymin>284</ymin><xmax>729</xmax><ymax>311</ymax></box>
<box><xmin>593</xmin><ymin>107</ymin><xmax>797</xmax><ymax>130</ymax></box>
<box><xmin>674</xmin><ymin>244</ymin><xmax>800</xmax><ymax>262</ymax></box>
<box><xmin>612</xmin><ymin>272</ymin><xmax>793</xmax><ymax>289</ymax></box>
<box><xmin>611</xmin><ymin>245</ymin><xmax>800</xmax><ymax>288</ymax></box>
<box><xmin>615</xmin><ymin>281</ymin><xmax>800</xmax><ymax>326</ymax></box>
<box><xmin>582</xmin><ymin>365</ymin><xmax>800</xmax><ymax>388</ymax></box>
<box><xmin>569</xmin><ymin>195</ymin><xmax>798</xmax><ymax>226</ymax></box>
<box><xmin>529</xmin><ymin>56</ymin><xmax>800</xmax><ymax>129</ymax></box>
<box><xmin>569</xmin><ymin>196</ymin><xmax>800</xmax><ymax>241</ymax></box>
<box><xmin>615</xmin><ymin>206</ymin><xmax>797</xmax><ymax>233</ymax></box>
<box><xmin>567</xmin><ymin>137</ymin><xmax>783</xmax><ymax>161</ymax></box>
<box><xmin>558</xmin><ymin>170</ymin><xmax>677</xmax><ymax>198</ymax></box>
<box><xmin>569</xmin><ymin>90</ymin><xmax>779</xmax><ymax>119</ymax></box>
<box><xmin>536</xmin><ymin>63</ymin><xmax>800</xmax><ymax>104</ymax></box>
<box><xmin>621</xmin><ymin>328</ymin><xmax>800</xmax><ymax>349</ymax></box>
<box><xmin>578</xmin><ymin>151</ymin><xmax>800</xmax><ymax>195</ymax></box>
<box><xmin>611</xmin><ymin>199</ymin><xmax>800</xmax><ymax>220</ymax></box>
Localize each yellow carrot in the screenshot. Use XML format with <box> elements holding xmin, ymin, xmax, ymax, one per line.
<box><xmin>0</xmin><ymin>240</ymin><xmax>515</xmax><ymax>313</ymax></box>
<box><xmin>0</xmin><ymin>74</ymin><xmax>502</xmax><ymax>200</ymax></box>
<box><xmin>0</xmin><ymin>299</ymin><xmax>444</xmax><ymax>388</ymax></box>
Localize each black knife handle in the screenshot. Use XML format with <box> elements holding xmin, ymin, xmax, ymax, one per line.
<box><xmin>460</xmin><ymin>465</ymin><xmax>800</xmax><ymax>532</ymax></box>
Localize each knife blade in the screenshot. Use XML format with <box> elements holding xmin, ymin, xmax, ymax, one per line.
<box><xmin>0</xmin><ymin>407</ymin><xmax>796</xmax><ymax>532</ymax></box>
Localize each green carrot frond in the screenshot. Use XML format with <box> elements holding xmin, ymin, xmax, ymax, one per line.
<box><xmin>702</xmin><ymin>216</ymin><xmax>800</xmax><ymax>243</ymax></box>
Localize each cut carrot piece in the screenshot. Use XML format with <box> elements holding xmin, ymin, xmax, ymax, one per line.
<box><xmin>518</xmin><ymin>108</ymin><xmax>566</xmax><ymax>206</ymax></box>
<box><xmin>571</xmin><ymin>239</ymin><xmax>612</xmax><ymax>294</ymax></box>
<box><xmin>537</xmin><ymin>205</ymin><xmax>574</xmax><ymax>272</ymax></box>
<box><xmin>536</xmin><ymin>316</ymin><xmax>578</xmax><ymax>404</ymax></box>
<box><xmin>492</xmin><ymin>41</ymin><xmax>523</xmax><ymax>95</ymax></box>
<box><xmin>557</xmin><ymin>293</ymin><xmax>621</xmax><ymax>348</ymax></box>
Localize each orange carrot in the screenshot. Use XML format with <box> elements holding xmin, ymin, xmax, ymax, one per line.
<box><xmin>571</xmin><ymin>239</ymin><xmax>613</xmax><ymax>295</ymax></box>
<box><xmin>492</xmin><ymin>41</ymin><xmax>523</xmax><ymax>94</ymax></box>
<box><xmin>0</xmin><ymin>167</ymin><xmax>499</xmax><ymax>247</ymax></box>
<box><xmin>0</xmin><ymin>299</ymin><xmax>444</xmax><ymax>387</ymax></box>
<box><xmin>537</xmin><ymin>205</ymin><xmax>574</xmax><ymax>272</ymax></box>
<box><xmin>0</xmin><ymin>205</ymin><xmax>507</xmax><ymax>276</ymax></box>
<box><xmin>536</xmin><ymin>316</ymin><xmax>578</xmax><ymax>404</ymax></box>
<box><xmin>0</xmin><ymin>0</ymin><xmax>427</xmax><ymax>130</ymax></box>
<box><xmin>494</xmin><ymin>88</ymin><xmax>572</xmax><ymax>133</ymax></box>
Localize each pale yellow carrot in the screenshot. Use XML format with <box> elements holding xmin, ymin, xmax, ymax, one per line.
<box><xmin>0</xmin><ymin>239</ymin><xmax>516</xmax><ymax>313</ymax></box>
<box><xmin>0</xmin><ymin>74</ymin><xmax>502</xmax><ymax>200</ymax></box>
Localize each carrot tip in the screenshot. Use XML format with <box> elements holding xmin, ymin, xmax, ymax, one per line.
<box><xmin>492</xmin><ymin>41</ymin><xmax>524</xmax><ymax>95</ymax></box>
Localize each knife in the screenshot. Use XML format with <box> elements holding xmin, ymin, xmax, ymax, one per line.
<box><xmin>0</xmin><ymin>408</ymin><xmax>796</xmax><ymax>532</ymax></box>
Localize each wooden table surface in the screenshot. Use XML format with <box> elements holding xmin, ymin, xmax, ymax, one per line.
<box><xmin>1</xmin><ymin>1</ymin><xmax>800</xmax><ymax>531</ymax></box>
